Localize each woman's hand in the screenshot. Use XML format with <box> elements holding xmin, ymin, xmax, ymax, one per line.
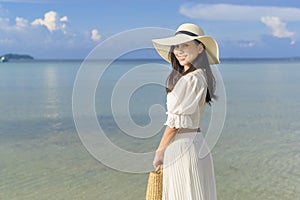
<box><xmin>153</xmin><ymin>126</ymin><xmax>178</xmax><ymax>168</ymax></box>
<box><xmin>152</xmin><ymin>149</ymin><xmax>164</xmax><ymax>168</ymax></box>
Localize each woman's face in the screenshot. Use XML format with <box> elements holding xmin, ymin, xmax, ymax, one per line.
<box><xmin>173</xmin><ymin>41</ymin><xmax>204</xmax><ymax>68</ymax></box>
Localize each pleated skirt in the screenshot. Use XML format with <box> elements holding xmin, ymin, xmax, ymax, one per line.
<box><xmin>162</xmin><ymin>132</ymin><xmax>217</xmax><ymax>200</ymax></box>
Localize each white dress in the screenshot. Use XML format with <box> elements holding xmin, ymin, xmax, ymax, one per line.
<box><xmin>162</xmin><ymin>69</ymin><xmax>217</xmax><ymax>200</ymax></box>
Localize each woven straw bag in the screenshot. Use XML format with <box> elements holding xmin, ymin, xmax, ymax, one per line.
<box><xmin>146</xmin><ymin>165</ymin><xmax>163</xmax><ymax>200</ymax></box>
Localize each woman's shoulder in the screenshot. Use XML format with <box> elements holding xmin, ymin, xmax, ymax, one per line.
<box><xmin>191</xmin><ymin>68</ymin><xmax>206</xmax><ymax>76</ymax></box>
<box><xmin>172</xmin><ymin>69</ymin><xmax>207</xmax><ymax>92</ymax></box>
<box><xmin>183</xmin><ymin>68</ymin><xmax>207</xmax><ymax>83</ymax></box>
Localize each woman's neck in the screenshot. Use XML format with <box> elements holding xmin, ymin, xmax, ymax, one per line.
<box><xmin>184</xmin><ymin>65</ymin><xmax>190</xmax><ymax>72</ymax></box>
<box><xmin>182</xmin><ymin>65</ymin><xmax>197</xmax><ymax>76</ymax></box>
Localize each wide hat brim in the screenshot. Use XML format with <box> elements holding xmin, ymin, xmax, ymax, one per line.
<box><xmin>152</xmin><ymin>34</ymin><xmax>220</xmax><ymax>65</ymax></box>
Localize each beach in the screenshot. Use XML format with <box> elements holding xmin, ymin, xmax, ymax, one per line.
<box><xmin>0</xmin><ymin>59</ymin><xmax>299</xmax><ymax>199</ymax></box>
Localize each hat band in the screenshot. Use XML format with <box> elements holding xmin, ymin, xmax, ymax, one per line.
<box><xmin>175</xmin><ymin>30</ymin><xmax>199</xmax><ymax>37</ymax></box>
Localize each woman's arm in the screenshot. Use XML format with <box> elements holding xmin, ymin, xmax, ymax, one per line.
<box><xmin>153</xmin><ymin>126</ymin><xmax>178</xmax><ymax>168</ymax></box>
<box><xmin>157</xmin><ymin>126</ymin><xmax>178</xmax><ymax>151</ymax></box>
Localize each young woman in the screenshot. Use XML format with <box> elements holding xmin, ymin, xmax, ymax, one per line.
<box><xmin>152</xmin><ymin>23</ymin><xmax>219</xmax><ymax>200</ymax></box>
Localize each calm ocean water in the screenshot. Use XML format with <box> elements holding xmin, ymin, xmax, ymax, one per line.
<box><xmin>0</xmin><ymin>59</ymin><xmax>299</xmax><ymax>200</ymax></box>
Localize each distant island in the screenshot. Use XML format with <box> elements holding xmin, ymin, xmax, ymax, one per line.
<box><xmin>0</xmin><ymin>53</ymin><xmax>34</xmax><ymax>62</ymax></box>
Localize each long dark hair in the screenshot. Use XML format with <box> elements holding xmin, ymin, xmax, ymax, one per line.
<box><xmin>166</xmin><ymin>40</ymin><xmax>216</xmax><ymax>104</ymax></box>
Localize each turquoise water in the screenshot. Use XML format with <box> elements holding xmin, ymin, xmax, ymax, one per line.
<box><xmin>0</xmin><ymin>60</ymin><xmax>300</xmax><ymax>199</ymax></box>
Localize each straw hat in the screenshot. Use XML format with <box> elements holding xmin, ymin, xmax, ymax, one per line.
<box><xmin>152</xmin><ymin>23</ymin><xmax>220</xmax><ymax>64</ymax></box>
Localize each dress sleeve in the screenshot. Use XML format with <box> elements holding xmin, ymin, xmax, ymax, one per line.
<box><xmin>164</xmin><ymin>71</ymin><xmax>207</xmax><ymax>129</ymax></box>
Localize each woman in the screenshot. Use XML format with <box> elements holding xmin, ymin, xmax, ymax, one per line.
<box><xmin>152</xmin><ymin>23</ymin><xmax>219</xmax><ymax>200</ymax></box>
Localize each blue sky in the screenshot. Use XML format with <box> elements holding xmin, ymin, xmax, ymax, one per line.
<box><xmin>1</xmin><ymin>0</ymin><xmax>300</xmax><ymax>59</ymax></box>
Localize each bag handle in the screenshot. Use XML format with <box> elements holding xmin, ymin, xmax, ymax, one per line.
<box><xmin>155</xmin><ymin>165</ymin><xmax>162</xmax><ymax>172</ymax></box>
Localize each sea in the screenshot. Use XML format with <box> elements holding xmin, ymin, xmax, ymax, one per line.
<box><xmin>0</xmin><ymin>59</ymin><xmax>299</xmax><ymax>200</ymax></box>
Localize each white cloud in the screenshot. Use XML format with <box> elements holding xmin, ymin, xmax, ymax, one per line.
<box><xmin>179</xmin><ymin>3</ymin><xmax>300</xmax><ymax>21</ymax></box>
<box><xmin>15</xmin><ymin>17</ymin><xmax>29</xmax><ymax>29</ymax></box>
<box><xmin>261</xmin><ymin>16</ymin><xmax>295</xmax><ymax>45</ymax></box>
<box><xmin>31</xmin><ymin>11</ymin><xmax>67</xmax><ymax>33</ymax></box>
<box><xmin>0</xmin><ymin>16</ymin><xmax>28</xmax><ymax>30</ymax></box>
<box><xmin>31</xmin><ymin>11</ymin><xmax>57</xmax><ymax>32</ymax></box>
<box><xmin>60</xmin><ymin>16</ymin><xmax>68</xmax><ymax>22</ymax></box>
<box><xmin>91</xmin><ymin>28</ymin><xmax>101</xmax><ymax>41</ymax></box>
<box><xmin>180</xmin><ymin>3</ymin><xmax>299</xmax><ymax>45</ymax></box>
<box><xmin>0</xmin><ymin>6</ymin><xmax>103</xmax><ymax>58</ymax></box>
<box><xmin>261</xmin><ymin>16</ymin><xmax>294</xmax><ymax>37</ymax></box>
<box><xmin>238</xmin><ymin>41</ymin><xmax>255</xmax><ymax>48</ymax></box>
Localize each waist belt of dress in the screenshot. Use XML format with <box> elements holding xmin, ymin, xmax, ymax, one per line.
<box><xmin>177</xmin><ymin>128</ymin><xmax>200</xmax><ymax>134</ymax></box>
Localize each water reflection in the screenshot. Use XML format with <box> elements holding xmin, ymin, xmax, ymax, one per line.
<box><xmin>44</xmin><ymin>66</ymin><xmax>59</xmax><ymax>119</ymax></box>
